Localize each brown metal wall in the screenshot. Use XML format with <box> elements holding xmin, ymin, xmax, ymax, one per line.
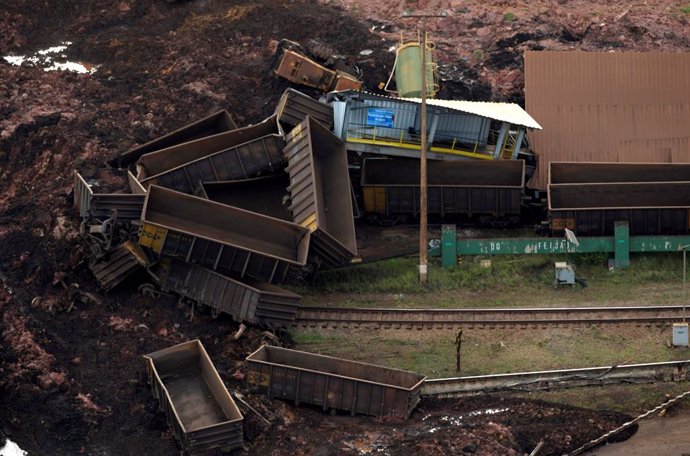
<box><xmin>246</xmin><ymin>346</ymin><xmax>426</xmax><ymax>418</ymax></box>
<box><xmin>525</xmin><ymin>51</ymin><xmax>690</xmax><ymax>190</ymax></box>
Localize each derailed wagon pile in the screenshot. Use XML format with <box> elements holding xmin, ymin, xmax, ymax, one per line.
<box><xmin>73</xmin><ymin>89</ymin><xmax>358</xmax><ymax>328</ymax></box>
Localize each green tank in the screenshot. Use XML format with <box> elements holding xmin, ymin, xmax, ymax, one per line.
<box><xmin>395</xmin><ymin>42</ymin><xmax>438</xmax><ymax>98</ymax></box>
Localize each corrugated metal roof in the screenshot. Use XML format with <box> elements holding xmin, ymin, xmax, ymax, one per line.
<box><xmin>525</xmin><ymin>51</ymin><xmax>690</xmax><ymax>190</ymax></box>
<box><xmin>333</xmin><ymin>90</ymin><xmax>542</xmax><ymax>130</ymax></box>
<box><xmin>402</xmin><ymin>97</ymin><xmax>542</xmax><ymax>130</ymax></box>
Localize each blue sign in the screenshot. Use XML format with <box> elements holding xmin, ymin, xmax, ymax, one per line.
<box><xmin>367</xmin><ymin>108</ymin><xmax>394</xmax><ymax>128</ymax></box>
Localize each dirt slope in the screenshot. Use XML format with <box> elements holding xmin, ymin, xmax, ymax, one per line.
<box><xmin>1</xmin><ymin>1</ymin><xmax>688</xmax><ymax>455</ymax></box>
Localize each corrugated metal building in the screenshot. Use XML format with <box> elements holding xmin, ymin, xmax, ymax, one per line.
<box><xmin>525</xmin><ymin>51</ymin><xmax>690</xmax><ymax>190</ymax></box>
<box><xmin>329</xmin><ymin>91</ymin><xmax>541</xmax><ymax>162</ymax></box>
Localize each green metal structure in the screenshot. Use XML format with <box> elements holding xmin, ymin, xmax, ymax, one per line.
<box><xmin>395</xmin><ymin>41</ymin><xmax>438</xmax><ymax>98</ymax></box>
<box><xmin>431</xmin><ymin>222</ymin><xmax>690</xmax><ymax>269</ymax></box>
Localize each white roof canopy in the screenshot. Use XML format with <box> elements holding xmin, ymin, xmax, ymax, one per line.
<box><xmin>333</xmin><ymin>91</ymin><xmax>542</xmax><ymax>130</ymax></box>
<box><xmin>404</xmin><ymin>97</ymin><xmax>542</xmax><ymax>130</ymax></box>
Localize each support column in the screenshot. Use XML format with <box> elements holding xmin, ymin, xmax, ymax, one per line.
<box><xmin>613</xmin><ymin>221</ymin><xmax>630</xmax><ymax>269</ymax></box>
<box><xmin>510</xmin><ymin>127</ymin><xmax>526</xmax><ymax>160</ymax></box>
<box><xmin>493</xmin><ymin>122</ymin><xmax>510</xmax><ymax>159</ymax></box>
<box><xmin>442</xmin><ymin>224</ymin><xmax>457</xmax><ymax>268</ymax></box>
<box><xmin>427</xmin><ymin>112</ymin><xmax>439</xmax><ymax>148</ymax></box>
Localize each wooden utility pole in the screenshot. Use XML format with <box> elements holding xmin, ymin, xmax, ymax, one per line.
<box><xmin>402</xmin><ymin>9</ymin><xmax>447</xmax><ymax>283</ymax></box>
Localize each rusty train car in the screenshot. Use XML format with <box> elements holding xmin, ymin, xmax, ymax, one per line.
<box><xmin>360</xmin><ymin>158</ymin><xmax>525</xmax><ymax>226</ymax></box>
<box><xmin>115</xmin><ymin>109</ymin><xmax>238</xmax><ymax>168</ymax></box>
<box><xmin>246</xmin><ymin>345</ymin><xmax>426</xmax><ymax>419</ymax></box>
<box><xmin>144</xmin><ymin>340</ymin><xmax>244</xmax><ymax>454</ymax></box>
<box><xmin>74</xmin><ymin>172</ymin><xmax>146</xmax><ymax>224</ymax></box>
<box><xmin>158</xmin><ymin>258</ymin><xmax>301</xmax><ymax>327</ymax></box>
<box><xmin>275</xmin><ymin>88</ymin><xmax>334</xmax><ymax>131</ymax></box>
<box><xmin>548</xmin><ymin>162</ymin><xmax>690</xmax><ymax>236</ymax></box>
<box><xmin>138</xmin><ymin>186</ymin><xmax>310</xmax><ymax>284</ymax></box>
<box><xmin>136</xmin><ymin>115</ymin><xmax>285</xmax><ymax>194</ymax></box>
<box><xmin>284</xmin><ymin>117</ymin><xmax>358</xmax><ymax>268</ymax></box>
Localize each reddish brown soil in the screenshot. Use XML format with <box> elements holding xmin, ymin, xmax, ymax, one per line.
<box><xmin>2</xmin><ymin>0</ymin><xmax>685</xmax><ymax>454</ymax></box>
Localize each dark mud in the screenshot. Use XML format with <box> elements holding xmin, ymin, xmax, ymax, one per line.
<box><xmin>3</xmin><ymin>0</ymin><xmax>680</xmax><ymax>454</ymax></box>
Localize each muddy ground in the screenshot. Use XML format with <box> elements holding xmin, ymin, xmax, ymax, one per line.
<box><xmin>2</xmin><ymin>0</ymin><xmax>689</xmax><ymax>455</ymax></box>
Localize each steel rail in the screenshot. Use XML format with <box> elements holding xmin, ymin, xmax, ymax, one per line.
<box><xmin>422</xmin><ymin>359</ymin><xmax>690</xmax><ymax>396</ymax></box>
<box><xmin>292</xmin><ymin>305</ymin><xmax>690</xmax><ymax>329</ymax></box>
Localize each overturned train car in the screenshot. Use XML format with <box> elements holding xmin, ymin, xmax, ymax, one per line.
<box><xmin>158</xmin><ymin>258</ymin><xmax>301</xmax><ymax>327</ymax></box>
<box><xmin>138</xmin><ymin>185</ymin><xmax>310</xmax><ymax>284</ymax></box>
<box><xmin>136</xmin><ymin>115</ymin><xmax>285</xmax><ymax>194</ymax></box>
<box><xmin>284</xmin><ymin>117</ymin><xmax>358</xmax><ymax>268</ymax></box>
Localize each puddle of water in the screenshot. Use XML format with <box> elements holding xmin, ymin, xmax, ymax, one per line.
<box><xmin>0</xmin><ymin>438</ymin><xmax>27</xmax><ymax>456</ymax></box>
<box><xmin>342</xmin><ymin>435</ymin><xmax>390</xmax><ymax>456</ymax></box>
<box><xmin>3</xmin><ymin>41</ymin><xmax>97</xmax><ymax>74</ymax></box>
<box><xmin>413</xmin><ymin>408</ymin><xmax>512</xmax><ymax>436</ymax></box>
<box><xmin>467</xmin><ymin>407</ymin><xmax>510</xmax><ymax>417</ymax></box>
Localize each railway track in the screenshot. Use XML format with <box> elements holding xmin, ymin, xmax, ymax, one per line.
<box><xmin>292</xmin><ymin>305</ymin><xmax>690</xmax><ymax>330</ymax></box>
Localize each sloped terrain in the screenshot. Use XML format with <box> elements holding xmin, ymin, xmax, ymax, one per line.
<box><xmin>2</xmin><ymin>1</ymin><xmax>689</xmax><ymax>454</ymax></box>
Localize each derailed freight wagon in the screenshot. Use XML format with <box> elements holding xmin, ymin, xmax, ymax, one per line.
<box><xmin>137</xmin><ymin>115</ymin><xmax>285</xmax><ymax>194</ymax></box>
<box><xmin>138</xmin><ymin>185</ymin><xmax>310</xmax><ymax>283</ymax></box>
<box><xmin>115</xmin><ymin>109</ymin><xmax>238</xmax><ymax>168</ymax></box>
<box><xmin>549</xmin><ymin>162</ymin><xmax>690</xmax><ymax>236</ymax></box>
<box><xmin>274</xmin><ymin>88</ymin><xmax>334</xmax><ymax>131</ymax></box>
<box><xmin>144</xmin><ymin>340</ymin><xmax>243</xmax><ymax>455</ymax></box>
<box><xmin>361</xmin><ymin>158</ymin><xmax>524</xmax><ymax>226</ymax></box>
<box><xmin>284</xmin><ymin>117</ymin><xmax>358</xmax><ymax>268</ymax></box>
<box><xmin>197</xmin><ymin>175</ymin><xmax>292</xmax><ymax>221</ymax></box>
<box><xmin>246</xmin><ymin>345</ymin><xmax>426</xmax><ymax>419</ymax></box>
<box><xmin>74</xmin><ymin>172</ymin><xmax>145</xmax><ymax>224</ymax></box>
<box><xmin>159</xmin><ymin>258</ymin><xmax>301</xmax><ymax>327</ymax></box>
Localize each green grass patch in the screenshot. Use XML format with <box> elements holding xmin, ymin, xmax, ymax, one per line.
<box><xmin>290</xmin><ymin>248</ymin><xmax>690</xmax><ymax>413</ymax></box>
<box><xmin>295</xmin><ymin>252</ymin><xmax>686</xmax><ymax>298</ymax></box>
<box><xmin>681</xmin><ymin>5</ymin><xmax>690</xmax><ymax>14</ymax></box>
<box><xmin>503</xmin><ymin>12</ymin><xmax>517</xmax><ymax>22</ymax></box>
<box><xmin>292</xmin><ymin>326</ymin><xmax>690</xmax><ymax>380</ymax></box>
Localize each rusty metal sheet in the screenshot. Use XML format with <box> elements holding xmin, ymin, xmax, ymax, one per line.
<box><xmin>275</xmin><ymin>88</ymin><xmax>334</xmax><ymax>131</ymax></box>
<box><xmin>273</xmin><ymin>48</ymin><xmax>337</xmax><ymax>92</ymax></box>
<box><xmin>284</xmin><ymin>117</ymin><xmax>357</xmax><ymax>268</ymax></box>
<box><xmin>550</xmin><ymin>208</ymin><xmax>689</xmax><ymax>236</ymax></box>
<box><xmin>139</xmin><ymin>186</ymin><xmax>310</xmax><ymax>283</ymax></box>
<box><xmin>361</xmin><ymin>158</ymin><xmax>524</xmax><ymax>220</ymax></box>
<box><xmin>136</xmin><ymin>115</ymin><xmax>283</xmax><ymax>181</ymax></box>
<box><xmin>550</xmin><ymin>162</ymin><xmax>690</xmax><ymax>184</ymax></box>
<box><xmin>199</xmin><ymin>175</ymin><xmax>292</xmax><ymax>221</ymax></box>
<box><xmin>246</xmin><ymin>345</ymin><xmax>426</xmax><ymax>419</ymax></box>
<box><xmin>548</xmin><ymin>162</ymin><xmax>690</xmax><ymax>236</ymax></box>
<box><xmin>525</xmin><ymin>51</ymin><xmax>690</xmax><ymax>189</ymax></box>
<box><xmin>549</xmin><ymin>182</ymin><xmax>690</xmax><ymax>210</ymax></box>
<box><xmin>362</xmin><ymin>158</ymin><xmax>524</xmax><ymax>187</ymax></box>
<box><xmin>116</xmin><ymin>110</ymin><xmax>237</xmax><ymax>168</ymax></box>
<box><xmin>144</xmin><ymin>340</ymin><xmax>243</xmax><ymax>454</ymax></box>
<box><xmin>127</xmin><ymin>170</ymin><xmax>146</xmax><ymax>194</ymax></box>
<box><xmin>89</xmin><ymin>242</ymin><xmax>146</xmax><ymax>291</ymax></box>
<box><xmin>160</xmin><ymin>258</ymin><xmax>301</xmax><ymax>326</ymax></box>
